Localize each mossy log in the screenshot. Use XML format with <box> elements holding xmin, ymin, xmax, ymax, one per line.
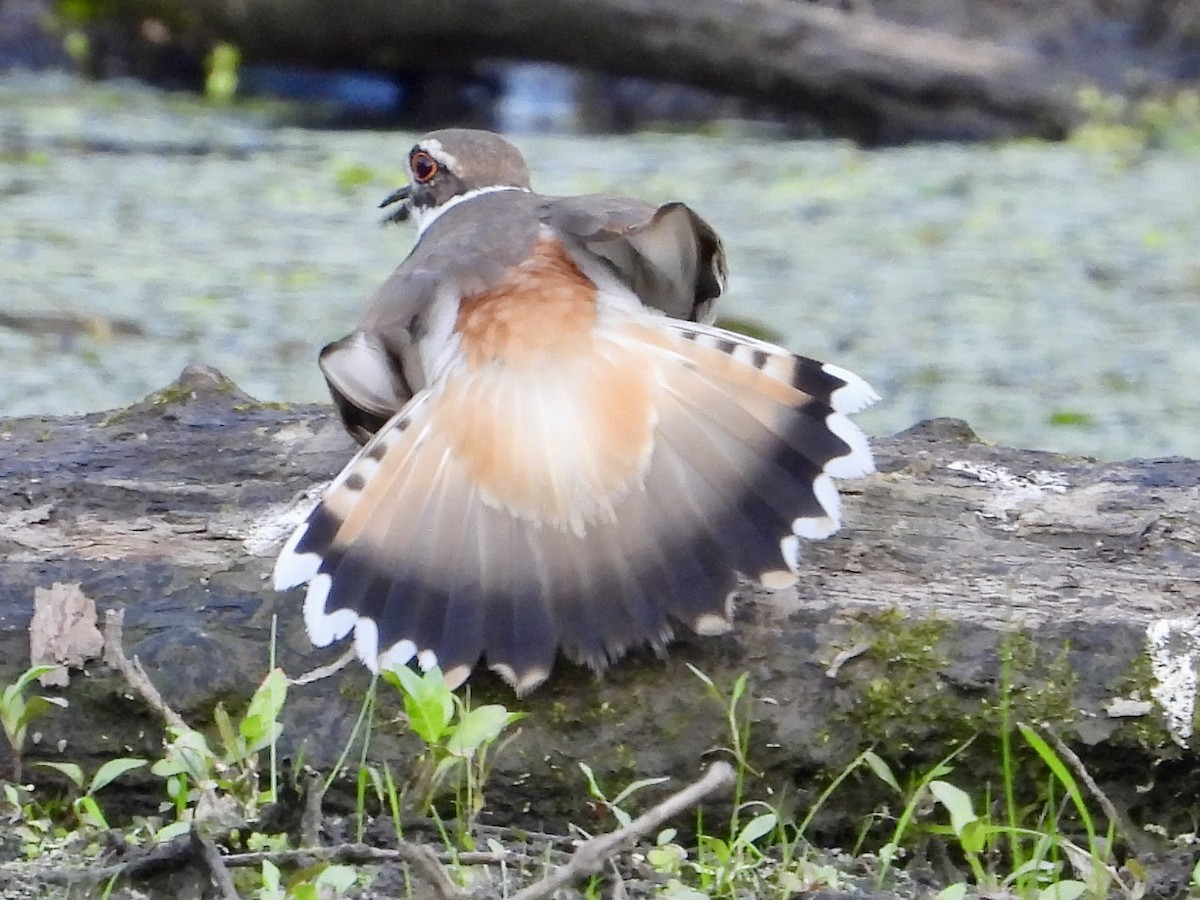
<box><xmin>1</xmin><ymin>366</ymin><xmax>1198</xmax><ymax>836</ymax></box>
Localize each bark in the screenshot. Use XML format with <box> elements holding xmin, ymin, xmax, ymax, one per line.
<box><xmin>2</xmin><ymin>366</ymin><xmax>1198</xmax><ymax>837</ymax></box>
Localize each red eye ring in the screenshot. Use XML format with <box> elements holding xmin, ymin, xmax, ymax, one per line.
<box><xmin>411</xmin><ymin>150</ymin><xmax>438</xmax><ymax>183</ymax></box>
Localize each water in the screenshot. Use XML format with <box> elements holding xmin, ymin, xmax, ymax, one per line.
<box><xmin>1</xmin><ymin>74</ymin><xmax>1197</xmax><ymax>460</ymax></box>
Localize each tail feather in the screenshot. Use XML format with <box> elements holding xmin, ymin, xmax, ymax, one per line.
<box><xmin>492</xmin><ymin>521</ymin><xmax>559</xmax><ymax>688</ymax></box>
<box><xmin>274</xmin><ymin>312</ymin><xmax>878</xmax><ymax>691</ymax></box>
<box><xmin>661</xmin><ymin>319</ymin><xmax>881</xmax><ymax>415</ymax></box>
<box><xmin>656</xmin><ymin>408</ymin><xmax>808</xmax><ymax>591</ymax></box>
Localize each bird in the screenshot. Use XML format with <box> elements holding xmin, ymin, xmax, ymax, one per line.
<box><xmin>274</xmin><ymin>128</ymin><xmax>878</xmax><ymax>694</ymax></box>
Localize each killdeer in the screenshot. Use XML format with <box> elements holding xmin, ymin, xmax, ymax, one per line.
<box><xmin>275</xmin><ymin>128</ymin><xmax>878</xmax><ymax>693</ymax></box>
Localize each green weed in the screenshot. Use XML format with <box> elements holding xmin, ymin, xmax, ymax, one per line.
<box><xmin>380</xmin><ymin>664</ymin><xmax>523</xmax><ymax>834</ymax></box>
<box><xmin>150</xmin><ymin>666</ymin><xmax>287</xmax><ymax>838</ymax></box>
<box><xmin>1</xmin><ymin>665</ymin><xmax>69</xmax><ymax>781</ymax></box>
<box><xmin>35</xmin><ymin>758</ymin><xmax>148</xmax><ymax>830</ymax></box>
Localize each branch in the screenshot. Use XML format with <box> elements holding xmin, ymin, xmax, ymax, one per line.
<box><xmin>192</xmin><ymin>829</ymin><xmax>239</xmax><ymax>900</ymax></box>
<box><xmin>101</xmin><ymin>608</ymin><xmax>189</xmax><ymax>734</ymax></box>
<box><xmin>508</xmin><ymin>761</ymin><xmax>735</xmax><ymax>900</ymax></box>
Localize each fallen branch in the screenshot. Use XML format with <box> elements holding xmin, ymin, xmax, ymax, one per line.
<box><xmin>508</xmin><ymin>761</ymin><xmax>736</xmax><ymax>900</ymax></box>
<box><xmin>193</xmin><ymin>829</ymin><xmax>239</xmax><ymax>900</ymax></box>
<box><xmin>101</xmin><ymin>608</ymin><xmax>189</xmax><ymax>735</ymax></box>
<box><xmin>39</xmin><ymin>834</ymin><xmax>203</xmax><ymax>885</ymax></box>
<box><xmin>219</xmin><ymin>843</ymin><xmax>508</xmax><ymax>869</ymax></box>
<box><xmin>1038</xmin><ymin>723</ymin><xmax>1148</xmax><ymax>854</ymax></box>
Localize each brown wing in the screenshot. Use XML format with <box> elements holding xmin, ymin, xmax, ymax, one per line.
<box><xmin>543</xmin><ymin>195</ymin><xmax>726</xmax><ymax>323</ymax></box>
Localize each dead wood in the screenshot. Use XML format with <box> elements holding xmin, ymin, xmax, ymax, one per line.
<box><xmin>1</xmin><ymin>366</ymin><xmax>1198</xmax><ymax>838</ymax></box>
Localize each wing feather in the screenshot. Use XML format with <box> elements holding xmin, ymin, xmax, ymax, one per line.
<box><xmin>275</xmin><ymin>305</ymin><xmax>877</xmax><ymax>692</ymax></box>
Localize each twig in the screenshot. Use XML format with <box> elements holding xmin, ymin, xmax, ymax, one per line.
<box><xmin>222</xmin><ymin>844</ymin><xmax>509</xmax><ymax>868</ymax></box>
<box><xmin>290</xmin><ymin>648</ymin><xmax>356</xmax><ymax>685</ymax></box>
<box><xmin>224</xmin><ymin>843</ymin><xmax>468</xmax><ymax>899</ymax></box>
<box><xmin>39</xmin><ymin>833</ymin><xmax>196</xmax><ymax>884</ymax></box>
<box><xmin>38</xmin><ymin>838</ymin><xmax>507</xmax><ymax>887</ymax></box>
<box><xmin>301</xmin><ymin>770</ymin><xmax>324</xmax><ymax>848</ymax></box>
<box><xmin>101</xmin><ymin>609</ymin><xmax>225</xmax><ymax>817</ymax></box>
<box><xmin>1038</xmin><ymin>723</ymin><xmax>1145</xmax><ymax>852</ymax></box>
<box><xmin>473</xmin><ymin>822</ymin><xmax>580</xmax><ymax>846</ymax></box>
<box><xmin>102</xmin><ymin>608</ymin><xmax>189</xmax><ymax>734</ymax></box>
<box><xmin>507</xmin><ymin>761</ymin><xmax>735</xmax><ymax>900</ymax></box>
<box><xmin>609</xmin><ymin>858</ymin><xmax>630</xmax><ymax>899</ymax></box>
<box><xmin>192</xmin><ymin>829</ymin><xmax>239</xmax><ymax>900</ymax></box>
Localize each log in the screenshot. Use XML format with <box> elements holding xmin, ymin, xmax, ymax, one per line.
<box><xmin>2</xmin><ymin>366</ymin><xmax>1198</xmax><ymax>837</ymax></box>
<box><xmin>119</xmin><ymin>0</ymin><xmax>1090</xmax><ymax>142</ymax></box>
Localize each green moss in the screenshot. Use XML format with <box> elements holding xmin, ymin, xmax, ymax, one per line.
<box><xmin>838</xmin><ymin>609</ymin><xmax>960</xmax><ymax>753</ymax></box>
<box><xmin>987</xmin><ymin>632</ymin><xmax>1078</xmax><ymax>726</ymax></box>
<box><xmin>1111</xmin><ymin>650</ymin><xmax>1179</xmax><ymax>754</ymax></box>
<box><xmin>97</xmin><ymin>407</ymin><xmax>132</xmax><ymax>427</ymax></box>
<box><xmin>233</xmin><ymin>401</ymin><xmax>292</xmax><ymax>413</ymax></box>
<box><xmin>839</xmin><ymin>614</ymin><xmax>1090</xmax><ymax>757</ymax></box>
<box><xmin>149</xmin><ymin>383</ymin><xmax>199</xmax><ymax>406</ymax></box>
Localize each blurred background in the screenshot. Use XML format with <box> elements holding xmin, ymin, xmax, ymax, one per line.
<box><xmin>0</xmin><ymin>0</ymin><xmax>1197</xmax><ymax>459</ymax></box>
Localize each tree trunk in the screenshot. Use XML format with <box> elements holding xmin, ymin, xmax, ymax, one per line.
<box><xmin>131</xmin><ymin>0</ymin><xmax>1093</xmax><ymax>142</ymax></box>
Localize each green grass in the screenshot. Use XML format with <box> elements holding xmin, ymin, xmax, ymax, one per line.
<box><xmin>0</xmin><ymin>654</ymin><xmax>1165</xmax><ymax>898</ymax></box>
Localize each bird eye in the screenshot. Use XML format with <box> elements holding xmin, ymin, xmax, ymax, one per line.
<box><xmin>411</xmin><ymin>150</ymin><xmax>438</xmax><ymax>183</ymax></box>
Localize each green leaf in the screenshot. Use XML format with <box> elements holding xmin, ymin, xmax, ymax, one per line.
<box><xmin>430</xmin><ymin>756</ymin><xmax>463</xmax><ymax>791</ymax></box>
<box><xmin>1017</xmin><ymin>724</ymin><xmax>1097</xmax><ymax>845</ymax></box>
<box><xmin>260</xmin><ymin>859</ymin><xmax>282</xmax><ymax>897</ymax></box>
<box><xmin>213</xmin><ymin>703</ymin><xmax>240</xmax><ymax>760</ymax></box>
<box><xmin>151</xmin><ymin>757</ymin><xmax>184</xmax><ymax>778</ymax></box>
<box><xmin>733</xmin><ymin>812</ymin><xmax>778</xmax><ymax>849</ymax></box>
<box><xmin>316</xmin><ymin>864</ymin><xmax>358</xmax><ymax>891</ymax></box>
<box><xmin>730</xmin><ymin>672</ymin><xmax>748</xmax><ymax>705</ymax></box>
<box><xmin>75</xmin><ymin>794</ymin><xmax>108</xmax><ymax>829</ymax></box>
<box><xmin>1037</xmin><ymin>881</ymin><xmax>1088</xmax><ymax>900</ymax></box>
<box><xmin>11</xmin><ymin>665</ymin><xmax>61</xmax><ymax>694</ymax></box>
<box><xmin>18</xmin><ymin>695</ymin><xmax>68</xmax><ymax>731</ymax></box>
<box><xmin>204</xmin><ymin>43</ymin><xmax>240</xmax><ymax>105</ymax></box>
<box><xmin>959</xmin><ymin>819</ymin><xmax>987</xmax><ymax>855</ymax></box>
<box><xmin>89</xmin><ymin>758</ymin><xmax>148</xmax><ymax>794</ymax></box>
<box><xmin>610</xmin><ymin>775</ymin><xmax>670</xmax><ymax>808</ymax></box>
<box><xmin>382</xmin><ymin>666</ymin><xmax>453</xmax><ymax>744</ymax></box>
<box><xmin>863</xmin><ymin>750</ymin><xmax>901</xmax><ymax>793</ymax></box>
<box><xmin>578</xmin><ymin>762</ymin><xmax>604</xmax><ymax>799</ymax></box>
<box><xmin>1048</xmin><ymin>411</ymin><xmax>1095</xmax><ymax>427</ymax></box>
<box><xmin>241</xmin><ymin>668</ymin><xmax>288</xmax><ymax>754</ymax></box>
<box><xmin>361</xmin><ymin>764</ymin><xmax>386</xmax><ymax>805</ymax></box>
<box><xmin>445</xmin><ymin>705</ymin><xmax>520</xmax><ymax>757</ymax></box>
<box><xmin>35</xmin><ymin>761</ymin><xmax>85</xmax><ymax>789</ymax></box>
<box><xmin>239</xmin><ymin>718</ymin><xmax>283</xmax><ymax>757</ymax></box>
<box><xmin>929</xmin><ymin>780</ymin><xmax>977</xmax><ymax>838</ymax></box>
<box><xmin>935</xmin><ymin>884</ymin><xmax>969</xmax><ymax>900</ymax></box>
<box><xmin>155</xmin><ymin>821</ymin><xmax>191</xmax><ymax>842</ymax></box>
<box><xmin>161</xmin><ymin>729</ymin><xmax>216</xmax><ymax>782</ymax></box>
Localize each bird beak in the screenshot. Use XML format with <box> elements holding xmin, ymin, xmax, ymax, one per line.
<box><xmin>378</xmin><ymin>184</ymin><xmax>412</xmax><ymax>224</ymax></box>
